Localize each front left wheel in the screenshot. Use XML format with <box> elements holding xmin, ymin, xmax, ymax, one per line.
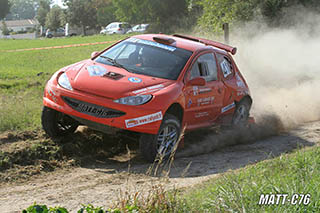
<box><xmin>41</xmin><ymin>106</ymin><xmax>79</xmax><ymax>138</ymax></box>
<box><xmin>139</xmin><ymin>114</ymin><xmax>181</xmax><ymax>162</ymax></box>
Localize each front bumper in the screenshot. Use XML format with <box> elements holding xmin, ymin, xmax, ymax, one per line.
<box><xmin>43</xmin><ymin>81</ymin><xmax>163</xmax><ymax>135</ymax></box>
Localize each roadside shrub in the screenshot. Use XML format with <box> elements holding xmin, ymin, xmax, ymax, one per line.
<box><xmin>22</xmin><ymin>203</ymin><xmax>68</xmax><ymax>213</ymax></box>
<box><xmin>1</xmin><ymin>21</ymin><xmax>10</xmax><ymax>36</ymax></box>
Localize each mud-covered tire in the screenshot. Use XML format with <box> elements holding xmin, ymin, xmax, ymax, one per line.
<box><xmin>232</xmin><ymin>100</ymin><xmax>251</xmax><ymax>127</ymax></box>
<box><xmin>139</xmin><ymin>114</ymin><xmax>181</xmax><ymax>163</ymax></box>
<box><xmin>41</xmin><ymin>106</ymin><xmax>79</xmax><ymax>138</ymax></box>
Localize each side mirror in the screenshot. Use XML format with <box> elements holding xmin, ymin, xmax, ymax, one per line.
<box><xmin>91</xmin><ymin>51</ymin><xmax>100</xmax><ymax>59</ymax></box>
<box><xmin>188</xmin><ymin>77</ymin><xmax>206</xmax><ymax>86</ymax></box>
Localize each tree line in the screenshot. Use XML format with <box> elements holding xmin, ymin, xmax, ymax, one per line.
<box><xmin>1</xmin><ymin>0</ymin><xmax>319</xmax><ymax>35</ymax></box>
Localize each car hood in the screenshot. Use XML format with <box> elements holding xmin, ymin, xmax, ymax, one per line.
<box><xmin>64</xmin><ymin>60</ymin><xmax>174</xmax><ymax>99</ymax></box>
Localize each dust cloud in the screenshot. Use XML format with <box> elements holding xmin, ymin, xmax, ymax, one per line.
<box><xmin>177</xmin><ymin>8</ymin><xmax>320</xmax><ymax>157</ymax></box>
<box><xmin>234</xmin><ymin>7</ymin><xmax>320</xmax><ymax>128</ymax></box>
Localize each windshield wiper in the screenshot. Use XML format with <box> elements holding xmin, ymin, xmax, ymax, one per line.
<box><xmin>99</xmin><ymin>56</ymin><xmax>133</xmax><ymax>73</ymax></box>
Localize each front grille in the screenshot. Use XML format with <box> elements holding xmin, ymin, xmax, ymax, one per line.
<box><xmin>62</xmin><ymin>96</ymin><xmax>125</xmax><ymax>118</ymax></box>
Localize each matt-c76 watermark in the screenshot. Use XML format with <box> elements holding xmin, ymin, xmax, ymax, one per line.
<box><xmin>258</xmin><ymin>194</ymin><xmax>311</xmax><ymax>205</ymax></box>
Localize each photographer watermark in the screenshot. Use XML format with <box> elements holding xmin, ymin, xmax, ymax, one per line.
<box><xmin>258</xmin><ymin>194</ymin><xmax>311</xmax><ymax>205</ymax></box>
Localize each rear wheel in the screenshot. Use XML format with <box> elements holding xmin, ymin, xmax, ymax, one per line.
<box><xmin>232</xmin><ymin>100</ymin><xmax>250</xmax><ymax>127</ymax></box>
<box><xmin>139</xmin><ymin>114</ymin><xmax>181</xmax><ymax>162</ymax></box>
<box><xmin>41</xmin><ymin>106</ymin><xmax>79</xmax><ymax>138</ymax></box>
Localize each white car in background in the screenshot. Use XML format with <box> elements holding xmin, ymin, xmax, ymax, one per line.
<box><xmin>126</xmin><ymin>24</ymin><xmax>149</xmax><ymax>34</ymax></box>
<box><xmin>65</xmin><ymin>23</ymin><xmax>96</xmax><ymax>36</ymax></box>
<box><xmin>100</xmin><ymin>22</ymin><xmax>131</xmax><ymax>35</ymax></box>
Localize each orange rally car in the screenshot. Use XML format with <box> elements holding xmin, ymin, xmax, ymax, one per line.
<box><xmin>42</xmin><ymin>34</ymin><xmax>252</xmax><ymax>162</ymax></box>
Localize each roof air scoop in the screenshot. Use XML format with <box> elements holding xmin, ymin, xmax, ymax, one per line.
<box><xmin>153</xmin><ymin>36</ymin><xmax>176</xmax><ymax>45</ymax></box>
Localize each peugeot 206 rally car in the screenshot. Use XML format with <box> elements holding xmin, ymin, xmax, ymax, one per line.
<box><xmin>42</xmin><ymin>34</ymin><xmax>252</xmax><ymax>162</ymax></box>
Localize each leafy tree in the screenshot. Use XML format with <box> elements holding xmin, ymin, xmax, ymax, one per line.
<box><xmin>186</xmin><ymin>0</ymin><xmax>203</xmax><ymax>26</ymax></box>
<box><xmin>114</xmin><ymin>0</ymin><xmax>151</xmax><ymax>24</ymax></box>
<box><xmin>36</xmin><ymin>0</ymin><xmax>51</xmax><ymax>27</ymax></box>
<box><xmin>63</xmin><ymin>0</ymin><xmax>98</xmax><ymax>35</ymax></box>
<box><xmin>198</xmin><ymin>0</ymin><xmax>320</xmax><ymax>33</ymax></box>
<box><xmin>114</xmin><ymin>0</ymin><xmax>188</xmax><ymax>33</ymax></box>
<box><xmin>96</xmin><ymin>0</ymin><xmax>116</xmax><ymax>27</ymax></box>
<box><xmin>198</xmin><ymin>0</ymin><xmax>238</xmax><ymax>34</ymax></box>
<box><xmin>0</xmin><ymin>0</ymin><xmax>11</xmax><ymax>20</ymax></box>
<box><xmin>6</xmin><ymin>0</ymin><xmax>37</xmax><ymax>20</ymax></box>
<box><xmin>45</xmin><ymin>5</ymin><xmax>63</xmax><ymax>31</ymax></box>
<box><xmin>149</xmin><ymin>0</ymin><xmax>188</xmax><ymax>32</ymax></box>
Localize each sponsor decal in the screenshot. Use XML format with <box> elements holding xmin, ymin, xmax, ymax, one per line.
<box><xmin>125</xmin><ymin>111</ymin><xmax>163</xmax><ymax>128</ymax></box>
<box><xmin>77</xmin><ymin>103</ymin><xmax>111</xmax><ymax>118</ymax></box>
<box><xmin>195</xmin><ymin>112</ymin><xmax>209</xmax><ymax>118</ymax></box>
<box><xmin>87</xmin><ymin>65</ymin><xmax>107</xmax><ymax>76</ymax></box>
<box><xmin>187</xmin><ymin>99</ymin><xmax>192</xmax><ymax>108</ymax></box>
<box><xmin>128</xmin><ymin>77</ymin><xmax>142</xmax><ymax>83</ymax></box>
<box><xmin>199</xmin><ymin>87</ymin><xmax>212</xmax><ymax>94</ymax></box>
<box><xmin>221</xmin><ymin>60</ymin><xmax>232</xmax><ymax>78</ymax></box>
<box><xmin>237</xmin><ymin>90</ymin><xmax>248</xmax><ymax>96</ymax></box>
<box><xmin>197</xmin><ymin>97</ymin><xmax>215</xmax><ymax>106</ymax></box>
<box><xmin>132</xmin><ymin>84</ymin><xmax>164</xmax><ymax>94</ymax></box>
<box><xmin>221</xmin><ymin>102</ymin><xmax>235</xmax><ymax>113</ymax></box>
<box><xmin>127</xmin><ymin>38</ymin><xmax>176</xmax><ymax>52</ymax></box>
<box><xmin>236</xmin><ymin>73</ymin><xmax>246</xmax><ymax>88</ymax></box>
<box><xmin>47</xmin><ymin>88</ymin><xmax>57</xmax><ymax>103</ymax></box>
<box><xmin>193</xmin><ymin>86</ymin><xmax>199</xmax><ymax>96</ymax></box>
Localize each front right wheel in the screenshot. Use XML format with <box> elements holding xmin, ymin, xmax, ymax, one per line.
<box><xmin>139</xmin><ymin>114</ymin><xmax>181</xmax><ymax>162</ymax></box>
<box><xmin>41</xmin><ymin>106</ymin><xmax>79</xmax><ymax>138</ymax></box>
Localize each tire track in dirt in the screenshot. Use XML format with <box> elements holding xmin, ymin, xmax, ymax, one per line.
<box><xmin>0</xmin><ymin>120</ymin><xmax>319</xmax><ymax>212</ymax></box>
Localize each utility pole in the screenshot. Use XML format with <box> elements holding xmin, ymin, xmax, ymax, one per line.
<box><xmin>222</xmin><ymin>23</ymin><xmax>229</xmax><ymax>44</ymax></box>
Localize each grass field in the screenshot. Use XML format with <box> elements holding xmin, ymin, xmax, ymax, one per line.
<box><xmin>0</xmin><ymin>35</ymin><xmax>126</xmax><ymax>132</ymax></box>
<box><xmin>0</xmin><ymin>34</ymin><xmax>126</xmax><ymax>51</ymax></box>
<box><xmin>179</xmin><ymin>146</ymin><xmax>320</xmax><ymax>212</ymax></box>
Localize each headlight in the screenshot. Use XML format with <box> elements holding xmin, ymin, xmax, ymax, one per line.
<box><xmin>58</xmin><ymin>73</ymin><xmax>73</xmax><ymax>90</ymax></box>
<box><xmin>114</xmin><ymin>95</ymin><xmax>152</xmax><ymax>105</ymax></box>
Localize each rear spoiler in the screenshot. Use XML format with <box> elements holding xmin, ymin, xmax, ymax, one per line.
<box><xmin>173</xmin><ymin>34</ymin><xmax>237</xmax><ymax>55</ymax></box>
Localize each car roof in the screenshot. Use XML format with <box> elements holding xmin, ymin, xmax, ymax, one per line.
<box><xmin>107</xmin><ymin>22</ymin><xmax>127</xmax><ymax>26</ymax></box>
<box><xmin>132</xmin><ymin>34</ymin><xmax>228</xmax><ymax>54</ymax></box>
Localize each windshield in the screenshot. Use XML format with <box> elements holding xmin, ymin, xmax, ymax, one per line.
<box><xmin>95</xmin><ymin>38</ymin><xmax>192</xmax><ymax>80</ymax></box>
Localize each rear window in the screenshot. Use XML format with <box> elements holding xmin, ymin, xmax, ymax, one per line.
<box><xmin>95</xmin><ymin>38</ymin><xmax>193</xmax><ymax>80</ymax></box>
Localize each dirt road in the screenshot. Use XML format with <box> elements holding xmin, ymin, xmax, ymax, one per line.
<box><xmin>0</xmin><ymin>120</ymin><xmax>319</xmax><ymax>212</ymax></box>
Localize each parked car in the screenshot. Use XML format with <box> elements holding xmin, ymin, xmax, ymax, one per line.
<box><xmin>46</xmin><ymin>28</ymin><xmax>65</xmax><ymax>38</ymax></box>
<box><xmin>42</xmin><ymin>34</ymin><xmax>253</xmax><ymax>162</ymax></box>
<box><xmin>65</xmin><ymin>23</ymin><xmax>96</xmax><ymax>36</ymax></box>
<box><xmin>100</xmin><ymin>22</ymin><xmax>131</xmax><ymax>35</ymax></box>
<box><xmin>126</xmin><ymin>24</ymin><xmax>149</xmax><ymax>34</ymax></box>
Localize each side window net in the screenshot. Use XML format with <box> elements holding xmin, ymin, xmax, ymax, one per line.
<box><xmin>198</xmin><ymin>62</ymin><xmax>209</xmax><ymax>77</ymax></box>
<box><xmin>217</xmin><ymin>54</ymin><xmax>233</xmax><ymax>78</ymax></box>
<box><xmin>190</xmin><ymin>53</ymin><xmax>218</xmax><ymax>82</ymax></box>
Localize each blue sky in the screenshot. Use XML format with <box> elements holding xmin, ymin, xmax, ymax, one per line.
<box><xmin>52</xmin><ymin>0</ymin><xmax>65</xmax><ymax>7</ymax></box>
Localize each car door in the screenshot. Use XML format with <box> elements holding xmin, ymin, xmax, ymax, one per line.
<box><xmin>183</xmin><ymin>52</ymin><xmax>225</xmax><ymax>129</ymax></box>
<box><xmin>215</xmin><ymin>53</ymin><xmax>237</xmax><ymax>116</ymax></box>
